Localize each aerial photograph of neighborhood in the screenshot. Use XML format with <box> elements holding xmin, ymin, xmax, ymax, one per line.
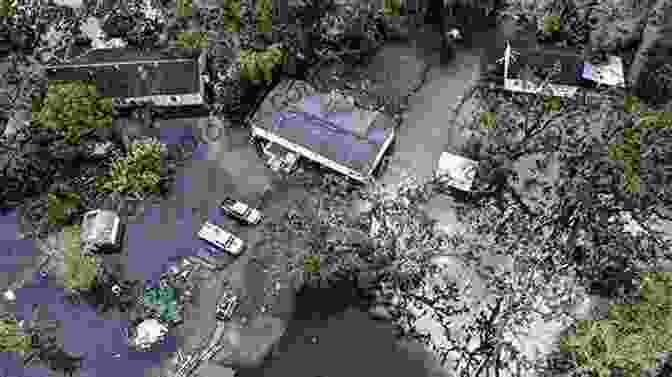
<box><xmin>1</xmin><ymin>0</ymin><xmax>671</xmax><ymax>377</ymax></box>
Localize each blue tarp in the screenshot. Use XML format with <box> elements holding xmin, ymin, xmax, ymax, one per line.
<box><xmin>271</xmin><ymin>111</ymin><xmax>377</xmax><ymax>170</ymax></box>
<box><xmin>300</xmin><ymin>95</ymin><xmax>386</xmax><ymax>145</ymax></box>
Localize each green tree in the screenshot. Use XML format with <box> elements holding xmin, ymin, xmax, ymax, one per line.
<box><xmin>238</xmin><ymin>45</ymin><xmax>285</xmax><ymax>83</ymax></box>
<box><xmin>0</xmin><ymin>0</ymin><xmax>16</xmax><ymax>18</ymax></box>
<box><xmin>255</xmin><ymin>0</ymin><xmax>273</xmax><ymax>34</ymax></box>
<box><xmin>33</xmin><ymin>80</ymin><xmax>113</xmax><ymax>145</ymax></box>
<box><xmin>221</xmin><ymin>0</ymin><xmax>241</xmax><ymax>32</ymax></box>
<box><xmin>63</xmin><ymin>224</ymin><xmax>99</xmax><ymax>293</ymax></box>
<box><xmin>238</xmin><ymin>0</ymin><xmax>256</xmax><ymax>49</ymax></box>
<box><xmin>97</xmin><ymin>137</ymin><xmax>167</xmax><ymax>198</ymax></box>
<box><xmin>560</xmin><ymin>272</ymin><xmax>672</xmax><ymax>377</ymax></box>
<box><xmin>141</xmin><ymin>284</ymin><xmax>179</xmax><ymax>323</ymax></box>
<box><xmin>176</xmin><ymin>0</ymin><xmax>193</xmax><ymax>18</ymax></box>
<box><xmin>0</xmin><ymin>315</ymin><xmax>31</xmax><ymax>355</ymax></box>
<box><xmin>175</xmin><ymin>31</ymin><xmax>209</xmax><ymax>49</ymax></box>
<box><xmin>47</xmin><ymin>191</ymin><xmax>81</xmax><ymax>225</ymax></box>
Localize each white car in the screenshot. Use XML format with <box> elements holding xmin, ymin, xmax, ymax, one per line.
<box><xmin>197</xmin><ymin>222</ymin><xmax>245</xmax><ymax>255</ymax></box>
<box><xmin>220</xmin><ymin>197</ymin><xmax>263</xmax><ymax>225</ymax></box>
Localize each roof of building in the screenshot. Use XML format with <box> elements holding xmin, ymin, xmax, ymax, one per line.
<box><xmin>45</xmin><ymin>48</ymin><xmax>201</xmax><ymax>99</ymax></box>
<box><xmin>251</xmin><ymin>80</ymin><xmax>395</xmax><ymax>175</ymax></box>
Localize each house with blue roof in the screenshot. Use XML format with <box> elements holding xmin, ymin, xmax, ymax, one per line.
<box><xmin>247</xmin><ymin>79</ymin><xmax>396</xmax><ymax>183</ymax></box>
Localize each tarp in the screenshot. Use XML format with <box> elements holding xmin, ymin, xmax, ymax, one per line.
<box><xmin>271</xmin><ymin>111</ymin><xmax>378</xmax><ymax>171</ymax></box>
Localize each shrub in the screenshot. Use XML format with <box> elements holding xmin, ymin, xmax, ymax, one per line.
<box><xmin>238</xmin><ymin>45</ymin><xmax>285</xmax><ymax>83</ymax></box>
<box><xmin>559</xmin><ymin>271</ymin><xmax>672</xmax><ymax>377</ymax></box>
<box><xmin>63</xmin><ymin>224</ymin><xmax>99</xmax><ymax>292</ymax></box>
<box><xmin>97</xmin><ymin>137</ymin><xmax>167</xmax><ymax>197</ymax></box>
<box><xmin>255</xmin><ymin>0</ymin><xmax>273</xmax><ymax>34</ymax></box>
<box><xmin>175</xmin><ymin>31</ymin><xmax>208</xmax><ymax>49</ymax></box>
<box><xmin>141</xmin><ymin>284</ymin><xmax>179</xmax><ymax>323</ymax></box>
<box><xmin>33</xmin><ymin>80</ymin><xmax>113</xmax><ymax>145</ymax></box>
<box><xmin>47</xmin><ymin>191</ymin><xmax>81</xmax><ymax>225</ymax></box>
<box><xmin>0</xmin><ymin>315</ymin><xmax>31</xmax><ymax>355</ymax></box>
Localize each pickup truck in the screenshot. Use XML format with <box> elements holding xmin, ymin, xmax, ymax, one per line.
<box><xmin>197</xmin><ymin>222</ymin><xmax>245</xmax><ymax>255</ymax></box>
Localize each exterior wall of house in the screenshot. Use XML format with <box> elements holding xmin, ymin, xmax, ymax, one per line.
<box><xmin>251</xmin><ymin>125</ymin><xmax>369</xmax><ymax>183</ymax></box>
<box><xmin>119</xmin><ymin>93</ymin><xmax>204</xmax><ymax>107</ymax></box>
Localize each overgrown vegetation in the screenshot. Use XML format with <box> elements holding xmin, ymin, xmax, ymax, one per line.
<box><xmin>238</xmin><ymin>45</ymin><xmax>285</xmax><ymax>82</ymax></box>
<box><xmin>63</xmin><ymin>224</ymin><xmax>99</xmax><ymax>293</ymax></box>
<box><xmin>96</xmin><ymin>137</ymin><xmax>167</xmax><ymax>198</ymax></box>
<box><xmin>33</xmin><ymin>80</ymin><xmax>113</xmax><ymax>146</ymax></box>
<box><xmin>560</xmin><ymin>272</ymin><xmax>672</xmax><ymax>377</ymax></box>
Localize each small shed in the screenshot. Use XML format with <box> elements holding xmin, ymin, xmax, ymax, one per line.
<box><xmin>80</xmin><ymin>209</ymin><xmax>123</xmax><ymax>253</ymax></box>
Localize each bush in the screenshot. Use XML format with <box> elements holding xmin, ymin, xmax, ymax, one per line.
<box><xmin>174</xmin><ymin>31</ymin><xmax>208</xmax><ymax>49</ymax></box>
<box><xmin>141</xmin><ymin>284</ymin><xmax>179</xmax><ymax>323</ymax></box>
<box><xmin>0</xmin><ymin>315</ymin><xmax>31</xmax><ymax>355</ymax></box>
<box><xmin>238</xmin><ymin>45</ymin><xmax>285</xmax><ymax>83</ymax></box>
<box><xmin>33</xmin><ymin>80</ymin><xmax>113</xmax><ymax>145</ymax></box>
<box><xmin>97</xmin><ymin>137</ymin><xmax>167</xmax><ymax>197</ymax></box>
<box><xmin>63</xmin><ymin>224</ymin><xmax>99</xmax><ymax>293</ymax></box>
<box><xmin>559</xmin><ymin>272</ymin><xmax>672</xmax><ymax>377</ymax></box>
<box><xmin>47</xmin><ymin>191</ymin><xmax>81</xmax><ymax>225</ymax></box>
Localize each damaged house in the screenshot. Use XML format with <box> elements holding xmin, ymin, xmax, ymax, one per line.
<box><xmin>44</xmin><ymin>48</ymin><xmax>209</xmax><ymax>112</ymax></box>
<box><xmin>248</xmin><ymin>79</ymin><xmax>396</xmax><ymax>183</ymax></box>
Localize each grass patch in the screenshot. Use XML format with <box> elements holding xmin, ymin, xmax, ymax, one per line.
<box><xmin>63</xmin><ymin>224</ymin><xmax>98</xmax><ymax>292</ymax></box>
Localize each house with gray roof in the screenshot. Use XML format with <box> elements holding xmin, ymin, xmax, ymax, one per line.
<box><xmin>248</xmin><ymin>79</ymin><xmax>396</xmax><ymax>183</ymax></box>
<box><xmin>44</xmin><ymin>48</ymin><xmax>208</xmax><ymax>109</ymax></box>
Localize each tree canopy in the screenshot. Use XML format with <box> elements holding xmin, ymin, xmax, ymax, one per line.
<box><xmin>33</xmin><ymin>80</ymin><xmax>113</xmax><ymax>145</ymax></box>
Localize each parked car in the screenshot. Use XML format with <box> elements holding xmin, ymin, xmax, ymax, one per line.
<box><xmin>197</xmin><ymin>222</ymin><xmax>245</xmax><ymax>255</ymax></box>
<box><xmin>220</xmin><ymin>197</ymin><xmax>263</xmax><ymax>225</ymax></box>
<box><xmin>80</xmin><ymin>209</ymin><xmax>123</xmax><ymax>253</ymax></box>
<box><xmin>215</xmin><ymin>292</ymin><xmax>238</xmax><ymax>321</ymax></box>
